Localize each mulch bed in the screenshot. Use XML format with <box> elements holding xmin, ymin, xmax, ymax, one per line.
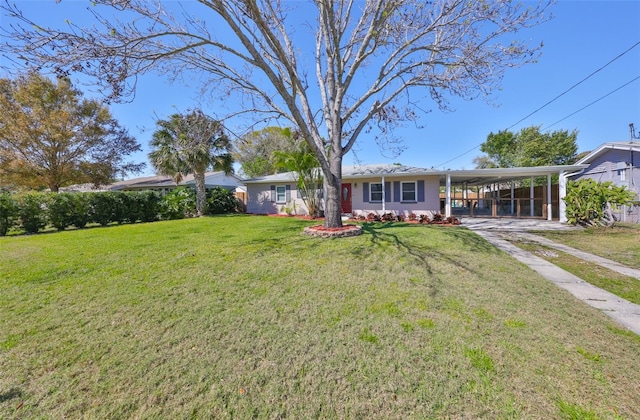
<box><xmin>303</xmin><ymin>224</ymin><xmax>362</xmax><ymax>238</ymax></box>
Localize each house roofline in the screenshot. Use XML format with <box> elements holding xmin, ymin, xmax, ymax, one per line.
<box><xmin>576</xmin><ymin>142</ymin><xmax>640</xmax><ymax>164</ymax></box>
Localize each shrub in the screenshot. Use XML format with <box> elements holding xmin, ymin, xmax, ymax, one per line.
<box><xmin>111</xmin><ymin>192</ymin><xmax>129</xmax><ymax>225</ymax></box>
<box><xmin>15</xmin><ymin>192</ymin><xmax>49</xmax><ymax>234</ymax></box>
<box><xmin>396</xmin><ymin>214</ymin><xmax>405</xmax><ymax>222</ymax></box>
<box><xmin>48</xmin><ymin>192</ymin><xmax>76</xmax><ymax>231</ymax></box>
<box><xmin>407</xmin><ymin>213</ymin><xmax>417</xmax><ymax>221</ymax></box>
<box><xmin>0</xmin><ymin>193</ymin><xmax>18</xmax><ymax>236</ymax></box>
<box><xmin>446</xmin><ymin>216</ymin><xmax>461</xmax><ymax>225</ymax></box>
<box><xmin>419</xmin><ymin>214</ymin><xmax>430</xmax><ymax>224</ymax></box>
<box><xmin>160</xmin><ymin>187</ymin><xmax>196</xmax><ymax>220</ymax></box>
<box><xmin>366</xmin><ymin>212</ymin><xmax>381</xmax><ymax>222</ymax></box>
<box><xmin>130</xmin><ymin>190</ymin><xmax>161</xmax><ymax>222</ymax></box>
<box><xmin>431</xmin><ymin>213</ymin><xmax>444</xmax><ymax>223</ymax></box>
<box><xmin>381</xmin><ymin>212</ymin><xmax>395</xmax><ymax>222</ymax></box>
<box><xmin>564</xmin><ymin>179</ymin><xmax>636</xmax><ymax>227</ymax></box>
<box><xmin>89</xmin><ymin>192</ymin><xmax>118</xmax><ymax>226</ymax></box>
<box><xmin>69</xmin><ymin>193</ymin><xmax>91</xmax><ymax>228</ymax></box>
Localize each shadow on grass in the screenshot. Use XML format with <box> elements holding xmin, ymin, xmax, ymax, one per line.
<box><xmin>357</xmin><ymin>223</ymin><xmax>503</xmax><ymax>297</ymax></box>
<box><xmin>0</xmin><ymin>387</ymin><xmax>22</xmax><ymax>403</ymax></box>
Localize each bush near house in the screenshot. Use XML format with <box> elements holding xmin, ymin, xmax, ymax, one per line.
<box><xmin>159</xmin><ymin>187</ymin><xmax>196</xmax><ymax>220</ymax></box>
<box><xmin>205</xmin><ymin>187</ymin><xmax>238</xmax><ymax>215</ymax></box>
<box><xmin>564</xmin><ymin>179</ymin><xmax>636</xmax><ymax>227</ymax></box>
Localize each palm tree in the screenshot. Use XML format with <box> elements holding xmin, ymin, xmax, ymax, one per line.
<box><xmin>149</xmin><ymin>110</ymin><xmax>233</xmax><ymax>216</ymax></box>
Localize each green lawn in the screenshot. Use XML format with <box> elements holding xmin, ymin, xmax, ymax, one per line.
<box><xmin>1</xmin><ymin>216</ymin><xmax>639</xmax><ymax>418</ymax></box>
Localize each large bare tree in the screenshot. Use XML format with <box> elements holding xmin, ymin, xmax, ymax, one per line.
<box><xmin>2</xmin><ymin>0</ymin><xmax>551</xmax><ymax>227</ymax></box>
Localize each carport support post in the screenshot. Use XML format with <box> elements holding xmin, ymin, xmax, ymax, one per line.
<box><xmin>559</xmin><ymin>171</ymin><xmax>567</xmax><ymax>223</ymax></box>
<box><xmin>445</xmin><ymin>174</ymin><xmax>451</xmax><ymax>218</ymax></box>
<box><xmin>547</xmin><ymin>174</ymin><xmax>552</xmax><ymax>221</ymax></box>
<box><xmin>510</xmin><ymin>182</ymin><xmax>515</xmax><ymax>215</ymax></box>
<box><xmin>530</xmin><ymin>178</ymin><xmax>534</xmax><ymax>217</ymax></box>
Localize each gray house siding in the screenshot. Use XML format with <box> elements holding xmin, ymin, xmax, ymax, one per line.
<box><xmin>573</xmin><ymin>147</ymin><xmax>640</xmax><ymax>223</ymax></box>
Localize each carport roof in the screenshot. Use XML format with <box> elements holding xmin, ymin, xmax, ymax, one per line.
<box><xmin>435</xmin><ymin>164</ymin><xmax>588</xmax><ymax>186</ymax></box>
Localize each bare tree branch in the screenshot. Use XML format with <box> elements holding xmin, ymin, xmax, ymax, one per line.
<box><xmin>1</xmin><ymin>0</ymin><xmax>552</xmax><ymax>226</ymax></box>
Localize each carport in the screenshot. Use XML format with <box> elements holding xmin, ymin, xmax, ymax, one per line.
<box><xmin>437</xmin><ymin>165</ymin><xmax>587</xmax><ymax>222</ymax></box>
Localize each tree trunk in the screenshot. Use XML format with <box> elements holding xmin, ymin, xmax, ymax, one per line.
<box><xmin>323</xmin><ymin>157</ymin><xmax>343</xmax><ymax>228</ymax></box>
<box><xmin>194</xmin><ymin>171</ymin><xmax>207</xmax><ymax>216</ymax></box>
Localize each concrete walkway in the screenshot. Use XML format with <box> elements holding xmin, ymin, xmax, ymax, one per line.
<box><xmin>462</xmin><ymin>218</ymin><xmax>640</xmax><ymax>335</ymax></box>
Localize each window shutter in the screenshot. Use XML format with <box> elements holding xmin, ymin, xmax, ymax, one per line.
<box><xmin>417</xmin><ymin>180</ymin><xmax>425</xmax><ymax>202</ymax></box>
<box><xmin>286</xmin><ymin>184</ymin><xmax>291</xmax><ymax>202</ymax></box>
<box><xmin>270</xmin><ymin>185</ymin><xmax>276</xmax><ymax>202</ymax></box>
<box><xmin>393</xmin><ymin>181</ymin><xmax>400</xmax><ymax>202</ymax></box>
<box><xmin>363</xmin><ymin>182</ymin><xmax>369</xmax><ymax>202</ymax></box>
<box><xmin>385</xmin><ymin>182</ymin><xmax>391</xmax><ymax>203</ymax></box>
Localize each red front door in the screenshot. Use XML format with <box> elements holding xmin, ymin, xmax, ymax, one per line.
<box><xmin>341</xmin><ymin>183</ymin><xmax>352</xmax><ymax>213</ymax></box>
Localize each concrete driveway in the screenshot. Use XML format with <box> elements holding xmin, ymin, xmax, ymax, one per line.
<box><xmin>461</xmin><ymin>217</ymin><xmax>581</xmax><ymax>231</ymax></box>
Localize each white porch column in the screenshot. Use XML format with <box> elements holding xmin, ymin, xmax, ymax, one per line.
<box><xmin>547</xmin><ymin>174</ymin><xmax>552</xmax><ymax>221</ymax></box>
<box><xmin>559</xmin><ymin>171</ymin><xmax>568</xmax><ymax>223</ymax></box>
<box><xmin>530</xmin><ymin>177</ymin><xmax>535</xmax><ymax>217</ymax></box>
<box><xmin>510</xmin><ymin>181</ymin><xmax>515</xmax><ymax>215</ymax></box>
<box><xmin>445</xmin><ymin>174</ymin><xmax>452</xmax><ymax>217</ymax></box>
<box><xmin>381</xmin><ymin>176</ymin><xmax>386</xmax><ymax>213</ymax></box>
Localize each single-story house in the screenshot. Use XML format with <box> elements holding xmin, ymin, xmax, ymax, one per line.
<box><xmin>245</xmin><ymin>163</ymin><xmax>588</xmax><ymax>222</ymax></box>
<box><xmin>567</xmin><ymin>142</ymin><xmax>640</xmax><ymax>223</ymax></box>
<box><xmin>109</xmin><ymin>171</ymin><xmax>246</xmax><ymax>198</ymax></box>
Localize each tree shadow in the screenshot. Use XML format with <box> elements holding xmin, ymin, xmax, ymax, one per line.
<box><xmin>0</xmin><ymin>387</ymin><xmax>23</xmax><ymax>403</ymax></box>
<box><xmin>355</xmin><ymin>223</ymin><xmax>504</xmax><ymax>298</ymax></box>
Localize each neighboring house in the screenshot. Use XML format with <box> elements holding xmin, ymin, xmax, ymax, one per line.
<box><xmin>568</xmin><ymin>142</ymin><xmax>640</xmax><ymax>223</ymax></box>
<box><xmin>246</xmin><ymin>163</ymin><xmax>588</xmax><ymax>222</ymax></box>
<box><xmin>109</xmin><ymin>171</ymin><xmax>246</xmax><ymax>196</ymax></box>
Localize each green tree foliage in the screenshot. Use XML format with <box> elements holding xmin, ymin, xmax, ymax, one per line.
<box><xmin>275</xmin><ymin>139</ymin><xmax>323</xmax><ymax>218</ymax></box>
<box><xmin>0</xmin><ymin>71</ymin><xmax>144</xmax><ymax>192</ymax></box>
<box><xmin>149</xmin><ymin>110</ymin><xmax>233</xmax><ymax>216</ymax></box>
<box><xmin>478</xmin><ymin>126</ymin><xmax>578</xmax><ymax>168</ymax></box>
<box><xmin>564</xmin><ymin>179</ymin><xmax>636</xmax><ymax>227</ymax></box>
<box><xmin>235</xmin><ymin>127</ymin><xmax>300</xmax><ymax>178</ymax></box>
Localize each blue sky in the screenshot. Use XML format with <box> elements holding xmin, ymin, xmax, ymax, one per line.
<box><xmin>2</xmin><ymin>1</ymin><xmax>639</xmax><ymax>177</ymax></box>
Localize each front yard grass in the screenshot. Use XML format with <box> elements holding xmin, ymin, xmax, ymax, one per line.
<box><xmin>534</xmin><ymin>223</ymin><xmax>640</xmax><ymax>269</ymax></box>
<box><xmin>1</xmin><ymin>216</ymin><xmax>639</xmax><ymax>418</ymax></box>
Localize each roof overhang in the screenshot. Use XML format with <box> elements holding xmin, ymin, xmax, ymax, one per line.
<box><xmin>576</xmin><ymin>142</ymin><xmax>640</xmax><ymax>164</ymax></box>
<box><xmin>243</xmin><ymin>164</ymin><xmax>589</xmax><ymax>186</ymax></box>
<box><xmin>433</xmin><ymin>165</ymin><xmax>589</xmax><ymax>186</ymax></box>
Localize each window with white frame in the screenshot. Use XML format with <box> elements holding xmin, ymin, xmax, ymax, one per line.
<box><xmin>276</xmin><ymin>185</ymin><xmax>287</xmax><ymax>203</ymax></box>
<box><xmin>618</xmin><ymin>169</ymin><xmax>627</xmax><ymax>181</ymax></box>
<box><xmin>370</xmin><ymin>182</ymin><xmax>383</xmax><ymax>202</ymax></box>
<box><xmin>401</xmin><ymin>181</ymin><xmax>417</xmax><ymax>202</ymax></box>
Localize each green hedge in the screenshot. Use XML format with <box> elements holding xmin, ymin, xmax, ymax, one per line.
<box><xmin>0</xmin><ymin>188</ymin><xmax>240</xmax><ymax>236</ymax></box>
